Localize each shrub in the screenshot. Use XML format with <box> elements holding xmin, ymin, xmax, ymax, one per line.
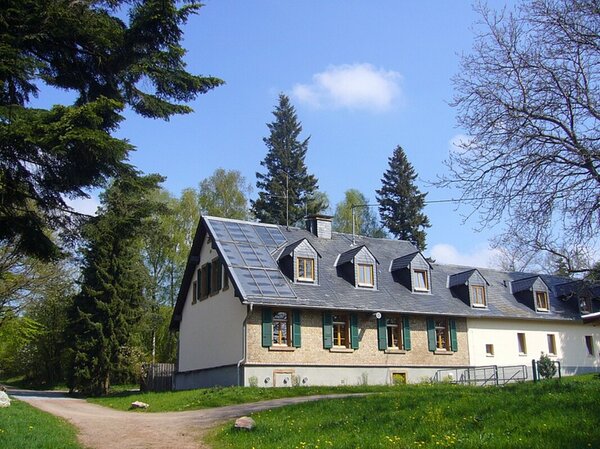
<box><xmin>538</xmin><ymin>353</ymin><xmax>557</xmax><ymax>379</ymax></box>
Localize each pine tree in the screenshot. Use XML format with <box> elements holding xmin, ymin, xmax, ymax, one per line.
<box><xmin>1</xmin><ymin>0</ymin><xmax>222</xmax><ymax>261</ymax></box>
<box><xmin>251</xmin><ymin>94</ymin><xmax>325</xmax><ymax>226</ymax></box>
<box><xmin>376</xmin><ymin>146</ymin><xmax>430</xmax><ymax>250</ymax></box>
<box><xmin>67</xmin><ymin>173</ymin><xmax>163</xmax><ymax>395</ymax></box>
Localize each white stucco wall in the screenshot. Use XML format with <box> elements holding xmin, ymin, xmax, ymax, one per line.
<box><xmin>467</xmin><ymin>318</ymin><xmax>600</xmax><ymax>372</ymax></box>
<box><xmin>178</xmin><ymin>235</ymin><xmax>248</xmax><ymax>372</ymax></box>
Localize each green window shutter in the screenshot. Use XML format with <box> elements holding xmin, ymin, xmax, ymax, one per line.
<box><xmin>292</xmin><ymin>310</ymin><xmax>302</xmax><ymax>348</ymax></box>
<box><xmin>322</xmin><ymin>312</ymin><xmax>332</xmax><ymax>349</ymax></box>
<box><xmin>427</xmin><ymin>318</ymin><xmax>436</xmax><ymax>352</ymax></box>
<box><xmin>262</xmin><ymin>308</ymin><xmax>272</xmax><ymax>348</ymax></box>
<box><xmin>350</xmin><ymin>314</ymin><xmax>359</xmax><ymax>350</ymax></box>
<box><xmin>206</xmin><ymin>263</ymin><xmax>212</xmax><ymax>295</ymax></box>
<box><xmin>212</xmin><ymin>259</ymin><xmax>223</xmax><ymax>293</ymax></box>
<box><xmin>377</xmin><ymin>316</ymin><xmax>387</xmax><ymax>351</ymax></box>
<box><xmin>196</xmin><ymin>268</ymin><xmax>202</xmax><ymax>299</ymax></box>
<box><xmin>449</xmin><ymin>319</ymin><xmax>458</xmax><ymax>352</ymax></box>
<box><xmin>403</xmin><ymin>316</ymin><xmax>412</xmax><ymax>351</ymax></box>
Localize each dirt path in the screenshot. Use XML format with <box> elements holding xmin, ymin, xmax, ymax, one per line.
<box><xmin>8</xmin><ymin>389</ymin><xmax>364</xmax><ymax>449</ymax></box>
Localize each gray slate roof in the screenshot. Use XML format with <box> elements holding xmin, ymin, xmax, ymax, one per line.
<box><xmin>170</xmin><ymin>216</ymin><xmax>596</xmax><ymax>329</ymax></box>
<box><xmin>390</xmin><ymin>252</ymin><xmax>420</xmax><ymax>271</ymax></box>
<box><xmin>448</xmin><ymin>269</ymin><xmax>489</xmax><ymax>288</ymax></box>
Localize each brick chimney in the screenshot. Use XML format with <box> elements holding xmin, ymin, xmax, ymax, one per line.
<box><xmin>305</xmin><ymin>214</ymin><xmax>333</xmax><ymax>239</ymax></box>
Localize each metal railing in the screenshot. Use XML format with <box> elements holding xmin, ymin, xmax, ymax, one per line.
<box><xmin>432</xmin><ymin>365</ymin><xmax>528</xmax><ymax>386</ymax></box>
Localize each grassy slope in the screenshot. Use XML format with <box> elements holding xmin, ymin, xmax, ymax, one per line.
<box><xmin>208</xmin><ymin>375</ymin><xmax>600</xmax><ymax>449</ymax></box>
<box><xmin>0</xmin><ymin>399</ymin><xmax>83</xmax><ymax>449</ymax></box>
<box><xmin>87</xmin><ymin>385</ymin><xmax>390</xmax><ymax>412</ymax></box>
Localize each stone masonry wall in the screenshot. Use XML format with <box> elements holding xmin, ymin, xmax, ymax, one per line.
<box><xmin>246</xmin><ymin>308</ymin><xmax>469</xmax><ymax>367</ymax></box>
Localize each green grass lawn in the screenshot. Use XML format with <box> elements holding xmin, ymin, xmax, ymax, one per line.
<box><xmin>207</xmin><ymin>375</ymin><xmax>600</xmax><ymax>449</ymax></box>
<box><xmin>87</xmin><ymin>384</ymin><xmax>391</xmax><ymax>412</ymax></box>
<box><xmin>0</xmin><ymin>399</ymin><xmax>83</xmax><ymax>449</ymax></box>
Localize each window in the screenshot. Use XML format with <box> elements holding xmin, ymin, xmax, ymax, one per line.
<box><xmin>297</xmin><ymin>257</ymin><xmax>315</xmax><ymax>282</ymax></box>
<box><xmin>386</xmin><ymin>317</ymin><xmax>403</xmax><ymax>350</ymax></box>
<box><xmin>262</xmin><ymin>309</ymin><xmax>301</xmax><ymax>348</ymax></box>
<box><xmin>413</xmin><ymin>269</ymin><xmax>429</xmax><ymax>292</ymax></box>
<box><xmin>427</xmin><ymin>318</ymin><xmax>457</xmax><ymax>352</ymax></box>
<box><xmin>471</xmin><ymin>285</ymin><xmax>487</xmax><ymax>307</ymax></box>
<box><xmin>272</xmin><ymin>311</ymin><xmax>290</xmax><ymax>346</ymax></box>
<box><xmin>486</xmin><ymin>344</ymin><xmax>494</xmax><ymax>356</ymax></box>
<box><xmin>585</xmin><ymin>335</ymin><xmax>594</xmax><ymax>356</ymax></box>
<box><xmin>392</xmin><ymin>372</ymin><xmax>407</xmax><ymax>385</ymax></box>
<box><xmin>435</xmin><ymin>319</ymin><xmax>450</xmax><ymax>351</ymax></box>
<box><xmin>547</xmin><ymin>334</ymin><xmax>557</xmax><ymax>355</ymax></box>
<box><xmin>332</xmin><ymin>314</ymin><xmax>349</xmax><ymax>347</ymax></box>
<box><xmin>357</xmin><ymin>264</ymin><xmax>374</xmax><ymax>287</ymax></box>
<box><xmin>192</xmin><ymin>281</ymin><xmax>197</xmax><ymax>304</ymax></box>
<box><xmin>517</xmin><ymin>332</ymin><xmax>527</xmax><ymax>355</ymax></box>
<box><xmin>535</xmin><ymin>291</ymin><xmax>549</xmax><ymax>311</ymax></box>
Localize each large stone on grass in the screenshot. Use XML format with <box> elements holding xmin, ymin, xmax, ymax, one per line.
<box><xmin>130</xmin><ymin>401</ymin><xmax>149</xmax><ymax>409</ymax></box>
<box><xmin>234</xmin><ymin>416</ymin><xmax>255</xmax><ymax>431</ymax></box>
<box><xmin>0</xmin><ymin>391</ymin><xmax>10</xmax><ymax>408</ymax></box>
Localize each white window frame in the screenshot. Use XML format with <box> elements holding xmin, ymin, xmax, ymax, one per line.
<box><xmin>517</xmin><ymin>332</ymin><xmax>527</xmax><ymax>355</ymax></box>
<box><xmin>296</xmin><ymin>257</ymin><xmax>315</xmax><ymax>283</ymax></box>
<box><xmin>357</xmin><ymin>263</ymin><xmax>374</xmax><ymax>288</ymax></box>
<box><xmin>535</xmin><ymin>290</ymin><xmax>549</xmax><ymax>312</ymax></box>
<box><xmin>412</xmin><ymin>269</ymin><xmax>430</xmax><ymax>292</ymax></box>
<box><xmin>547</xmin><ymin>334</ymin><xmax>557</xmax><ymax>356</ymax></box>
<box><xmin>471</xmin><ymin>284</ymin><xmax>487</xmax><ymax>307</ymax></box>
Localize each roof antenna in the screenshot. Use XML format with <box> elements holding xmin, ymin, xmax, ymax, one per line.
<box><xmin>351</xmin><ymin>203</ymin><xmax>377</xmax><ymax>245</ymax></box>
<box><xmin>285</xmin><ymin>171</ymin><xmax>289</xmax><ymax>230</ymax></box>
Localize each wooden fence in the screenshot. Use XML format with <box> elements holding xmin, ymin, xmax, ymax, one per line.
<box><xmin>141</xmin><ymin>363</ymin><xmax>174</xmax><ymax>392</ymax></box>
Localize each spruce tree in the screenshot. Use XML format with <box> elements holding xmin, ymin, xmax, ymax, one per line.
<box><xmin>67</xmin><ymin>173</ymin><xmax>163</xmax><ymax>395</ymax></box>
<box><xmin>1</xmin><ymin>0</ymin><xmax>222</xmax><ymax>261</ymax></box>
<box><xmin>376</xmin><ymin>146</ymin><xmax>430</xmax><ymax>250</ymax></box>
<box><xmin>251</xmin><ymin>94</ymin><xmax>325</xmax><ymax>226</ymax></box>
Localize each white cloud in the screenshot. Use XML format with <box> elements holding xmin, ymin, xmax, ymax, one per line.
<box><xmin>65</xmin><ymin>195</ymin><xmax>100</xmax><ymax>217</ymax></box>
<box><xmin>429</xmin><ymin>243</ymin><xmax>501</xmax><ymax>269</ymax></box>
<box><xmin>448</xmin><ymin>134</ymin><xmax>474</xmax><ymax>155</ymax></box>
<box><xmin>292</xmin><ymin>63</ymin><xmax>402</xmax><ymax>112</ymax></box>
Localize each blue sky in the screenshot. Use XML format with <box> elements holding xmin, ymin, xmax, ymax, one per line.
<box><xmin>58</xmin><ymin>1</ymin><xmax>519</xmax><ymax>268</ymax></box>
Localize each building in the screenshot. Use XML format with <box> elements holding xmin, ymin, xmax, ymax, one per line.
<box><xmin>170</xmin><ymin>215</ymin><xmax>600</xmax><ymax>389</ymax></box>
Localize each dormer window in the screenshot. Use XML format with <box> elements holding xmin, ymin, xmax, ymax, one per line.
<box><xmin>391</xmin><ymin>251</ymin><xmax>432</xmax><ymax>294</ymax></box>
<box><xmin>413</xmin><ymin>269</ymin><xmax>430</xmax><ymax>292</ymax></box>
<box><xmin>279</xmin><ymin>238</ymin><xmax>320</xmax><ymax>285</ymax></box>
<box><xmin>336</xmin><ymin>245</ymin><xmax>378</xmax><ymax>289</ymax></box>
<box><xmin>510</xmin><ymin>276</ymin><xmax>550</xmax><ymax>313</ymax></box>
<box><xmin>448</xmin><ymin>269</ymin><xmax>489</xmax><ymax>308</ymax></box>
<box><xmin>358</xmin><ymin>263</ymin><xmax>375</xmax><ymax>287</ymax></box>
<box><xmin>471</xmin><ymin>285</ymin><xmax>487</xmax><ymax>307</ymax></box>
<box><xmin>535</xmin><ymin>290</ymin><xmax>549</xmax><ymax>311</ymax></box>
<box><xmin>297</xmin><ymin>257</ymin><xmax>315</xmax><ymax>283</ymax></box>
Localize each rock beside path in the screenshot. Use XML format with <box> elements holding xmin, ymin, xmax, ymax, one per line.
<box><xmin>0</xmin><ymin>391</ymin><xmax>11</xmax><ymax>408</ymax></box>
<box><xmin>234</xmin><ymin>416</ymin><xmax>255</xmax><ymax>430</ymax></box>
<box><xmin>130</xmin><ymin>401</ymin><xmax>149</xmax><ymax>409</ymax></box>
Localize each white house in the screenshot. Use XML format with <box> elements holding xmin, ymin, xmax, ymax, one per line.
<box><xmin>170</xmin><ymin>215</ymin><xmax>600</xmax><ymax>389</ymax></box>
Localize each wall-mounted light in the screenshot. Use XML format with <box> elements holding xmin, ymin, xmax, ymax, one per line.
<box><xmin>373</xmin><ymin>312</ymin><xmax>382</xmax><ymax>319</ymax></box>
